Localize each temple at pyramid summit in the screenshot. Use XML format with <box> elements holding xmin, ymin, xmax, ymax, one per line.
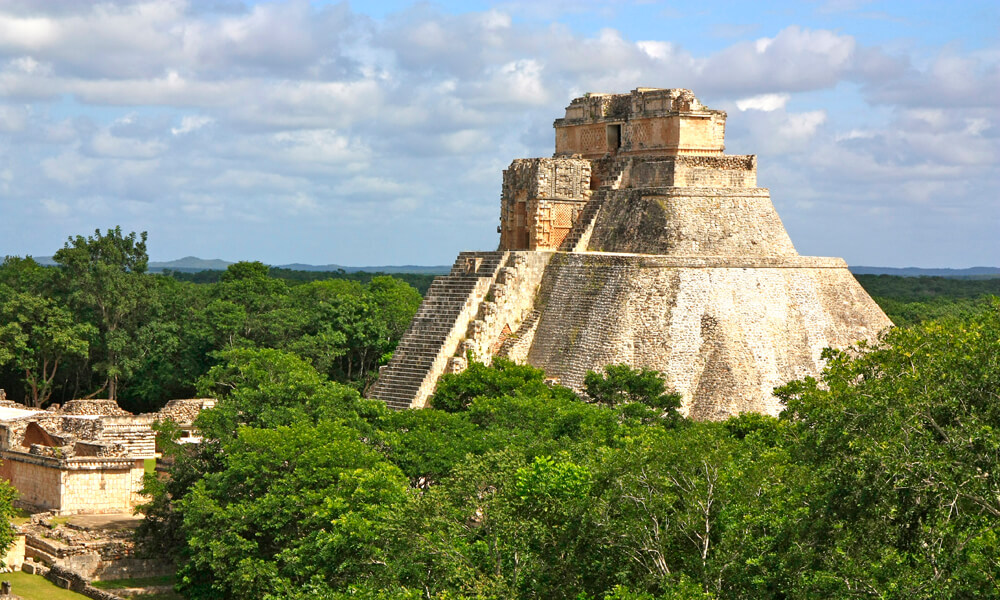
<box><xmin>369</xmin><ymin>88</ymin><xmax>892</xmax><ymax>419</ymax></box>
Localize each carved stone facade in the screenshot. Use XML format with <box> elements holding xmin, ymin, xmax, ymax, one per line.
<box><xmin>0</xmin><ymin>399</ymin><xmax>213</xmax><ymax>514</ymax></box>
<box><xmin>554</xmin><ymin>88</ymin><xmax>727</xmax><ymax>159</ymax></box>
<box><xmin>370</xmin><ymin>88</ymin><xmax>892</xmax><ymax>418</ymax></box>
<box><xmin>499</xmin><ymin>158</ymin><xmax>591</xmax><ymax>251</ymax></box>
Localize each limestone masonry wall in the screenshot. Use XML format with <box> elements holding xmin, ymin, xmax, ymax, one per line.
<box><xmin>0</xmin><ymin>451</ymin><xmax>144</xmax><ymax>514</ymax></box>
<box><xmin>59</xmin><ymin>461</ymin><xmax>145</xmax><ymax>514</ymax></box>
<box><xmin>554</xmin><ymin>88</ymin><xmax>727</xmax><ymax>159</ymax></box>
<box><xmin>157</xmin><ymin>398</ymin><xmax>216</xmax><ymax>427</ymax></box>
<box><xmin>525</xmin><ymin>253</ymin><xmax>891</xmax><ymax>419</ymax></box>
<box><xmin>587</xmin><ymin>188</ymin><xmax>797</xmax><ymax>256</ymax></box>
<box><xmin>460</xmin><ymin>251</ymin><xmax>554</xmax><ymax>363</ymax></box>
<box><xmin>60</xmin><ymin>400</ymin><xmax>130</xmax><ymax>416</ymax></box>
<box><xmin>0</xmin><ymin>456</ymin><xmax>62</xmax><ymax>510</ymax></box>
<box><xmin>627</xmin><ymin>156</ymin><xmax>756</xmax><ymax>188</ymax></box>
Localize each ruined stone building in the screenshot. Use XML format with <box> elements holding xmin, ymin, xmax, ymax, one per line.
<box><xmin>370</xmin><ymin>88</ymin><xmax>891</xmax><ymax>419</ymax></box>
<box><xmin>0</xmin><ymin>397</ymin><xmax>214</xmax><ymax>515</ymax></box>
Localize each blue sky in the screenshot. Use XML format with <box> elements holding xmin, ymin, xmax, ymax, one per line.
<box><xmin>0</xmin><ymin>0</ymin><xmax>997</xmax><ymax>267</ymax></box>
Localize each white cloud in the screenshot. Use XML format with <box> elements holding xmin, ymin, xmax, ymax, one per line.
<box><xmin>171</xmin><ymin>115</ymin><xmax>213</xmax><ymax>135</ymax></box>
<box><xmin>636</xmin><ymin>40</ymin><xmax>671</xmax><ymax>61</ymax></box>
<box><xmin>0</xmin><ymin>2</ymin><xmax>996</xmax><ymax>267</ymax></box>
<box><xmin>0</xmin><ymin>15</ymin><xmax>60</xmax><ymax>50</ymax></box>
<box><xmin>736</xmin><ymin>93</ymin><xmax>789</xmax><ymax>112</ymax></box>
<box><xmin>40</xmin><ymin>198</ymin><xmax>70</xmax><ymax>217</ymax></box>
<box><xmin>91</xmin><ymin>130</ymin><xmax>165</xmax><ymax>158</ymax></box>
<box><xmin>7</xmin><ymin>56</ymin><xmax>51</xmax><ymax>75</ymax></box>
<box><xmin>834</xmin><ymin>129</ymin><xmax>875</xmax><ymax>141</ymax></box>
<box><xmin>0</xmin><ymin>104</ymin><xmax>28</xmax><ymax>131</ymax></box>
<box><xmin>778</xmin><ymin>110</ymin><xmax>827</xmax><ymax>139</ymax></box>
<box><xmin>40</xmin><ymin>150</ymin><xmax>99</xmax><ymax>186</ymax></box>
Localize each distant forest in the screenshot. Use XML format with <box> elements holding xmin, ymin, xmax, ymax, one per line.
<box><xmin>855</xmin><ymin>274</ymin><xmax>1000</xmax><ymax>327</ymax></box>
<box><xmin>167</xmin><ymin>267</ymin><xmax>438</xmax><ymax>295</ymax></box>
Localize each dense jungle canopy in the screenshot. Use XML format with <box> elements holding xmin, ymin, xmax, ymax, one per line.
<box><xmin>1</xmin><ymin>228</ymin><xmax>999</xmax><ymax>599</ymax></box>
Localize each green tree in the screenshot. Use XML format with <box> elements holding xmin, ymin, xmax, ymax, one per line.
<box><xmin>53</xmin><ymin>227</ymin><xmax>150</xmax><ymax>402</ymax></box>
<box><xmin>585</xmin><ymin>364</ymin><xmax>682</xmax><ymax>426</ymax></box>
<box><xmin>178</xmin><ymin>420</ymin><xmax>409</xmax><ymax>599</ymax></box>
<box><xmin>0</xmin><ymin>286</ymin><xmax>94</xmax><ymax>406</ymax></box>
<box><xmin>430</xmin><ymin>358</ymin><xmax>561</xmax><ymax>412</ymax></box>
<box><xmin>773</xmin><ymin>303</ymin><xmax>1000</xmax><ymax>598</ymax></box>
<box><xmin>0</xmin><ymin>479</ymin><xmax>20</xmax><ymax>564</ymax></box>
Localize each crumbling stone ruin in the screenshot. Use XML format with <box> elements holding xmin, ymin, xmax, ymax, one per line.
<box><xmin>0</xmin><ymin>397</ymin><xmax>214</xmax><ymax>588</ymax></box>
<box><xmin>370</xmin><ymin>88</ymin><xmax>892</xmax><ymax>419</ymax></box>
<box><xmin>0</xmin><ymin>398</ymin><xmax>214</xmax><ymax>515</ymax></box>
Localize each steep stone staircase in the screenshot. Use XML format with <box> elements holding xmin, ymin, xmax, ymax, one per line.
<box><xmin>558</xmin><ymin>157</ymin><xmax>630</xmax><ymax>252</ymax></box>
<box><xmin>369</xmin><ymin>251</ymin><xmax>508</xmax><ymax>410</ymax></box>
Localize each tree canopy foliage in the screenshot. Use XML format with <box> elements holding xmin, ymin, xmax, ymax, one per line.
<box><xmin>3</xmin><ymin>229</ymin><xmax>999</xmax><ymax>598</ymax></box>
<box><xmin>169</xmin><ymin>267</ymin><xmax>438</xmax><ymax>295</ymax></box>
<box><xmin>136</xmin><ymin>299</ymin><xmax>1000</xmax><ymax>599</ymax></box>
<box><xmin>857</xmin><ymin>273</ymin><xmax>1000</xmax><ymax>327</ymax></box>
<box><xmin>0</xmin><ymin>230</ymin><xmax>422</xmax><ymax>412</ymax></box>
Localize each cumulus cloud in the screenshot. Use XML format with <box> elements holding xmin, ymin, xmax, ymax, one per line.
<box><xmin>736</xmin><ymin>93</ymin><xmax>790</xmax><ymax>111</ymax></box>
<box><xmin>0</xmin><ymin>1</ymin><xmax>995</xmax><ymax>267</ymax></box>
<box><xmin>171</xmin><ymin>114</ymin><xmax>212</xmax><ymax>135</ymax></box>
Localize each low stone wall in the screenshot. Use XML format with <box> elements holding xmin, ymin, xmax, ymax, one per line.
<box><xmin>60</xmin><ymin>400</ymin><xmax>130</xmax><ymax>417</ymax></box>
<box><xmin>93</xmin><ymin>558</ymin><xmax>174</xmax><ymax>581</ymax></box>
<box><xmin>45</xmin><ymin>565</ymin><xmax>125</xmax><ymax>600</ymax></box>
<box><xmin>0</xmin><ymin>453</ymin><xmax>62</xmax><ymax>510</ymax></box>
<box><xmin>156</xmin><ymin>398</ymin><xmax>216</xmax><ymax>427</ymax></box>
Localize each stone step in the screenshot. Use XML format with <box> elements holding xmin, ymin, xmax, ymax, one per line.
<box><xmin>370</xmin><ymin>250</ymin><xmax>509</xmax><ymax>409</ymax></box>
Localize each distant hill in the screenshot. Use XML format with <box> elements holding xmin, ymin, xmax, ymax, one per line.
<box><xmin>150</xmin><ymin>256</ymin><xmax>235</xmax><ymax>272</ymax></box>
<box><xmin>850</xmin><ymin>266</ymin><xmax>1000</xmax><ymax>279</ymax></box>
<box><xmin>275</xmin><ymin>263</ymin><xmax>450</xmax><ymax>274</ymax></box>
<box><xmin>24</xmin><ymin>256</ymin><xmax>996</xmax><ymax>279</ymax></box>
<box><xmin>29</xmin><ymin>255</ymin><xmax>236</xmax><ymax>272</ymax></box>
<box><xmin>29</xmin><ymin>255</ymin><xmax>449</xmax><ymax>275</ymax></box>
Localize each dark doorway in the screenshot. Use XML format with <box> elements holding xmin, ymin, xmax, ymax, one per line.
<box><xmin>606</xmin><ymin>124</ymin><xmax>622</xmax><ymax>151</ymax></box>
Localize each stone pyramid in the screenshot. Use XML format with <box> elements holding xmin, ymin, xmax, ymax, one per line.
<box><xmin>370</xmin><ymin>88</ymin><xmax>891</xmax><ymax>419</ymax></box>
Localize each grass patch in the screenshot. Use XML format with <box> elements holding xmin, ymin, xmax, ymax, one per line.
<box><xmin>144</xmin><ymin>458</ymin><xmax>156</xmax><ymax>474</ymax></box>
<box><xmin>47</xmin><ymin>515</ymin><xmax>70</xmax><ymax>527</ymax></box>
<box><xmin>92</xmin><ymin>574</ymin><xmax>174</xmax><ymax>589</ymax></box>
<box><xmin>0</xmin><ymin>571</ymin><xmax>90</xmax><ymax>599</ymax></box>
<box><xmin>10</xmin><ymin>507</ymin><xmax>33</xmax><ymax>526</ymax></box>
